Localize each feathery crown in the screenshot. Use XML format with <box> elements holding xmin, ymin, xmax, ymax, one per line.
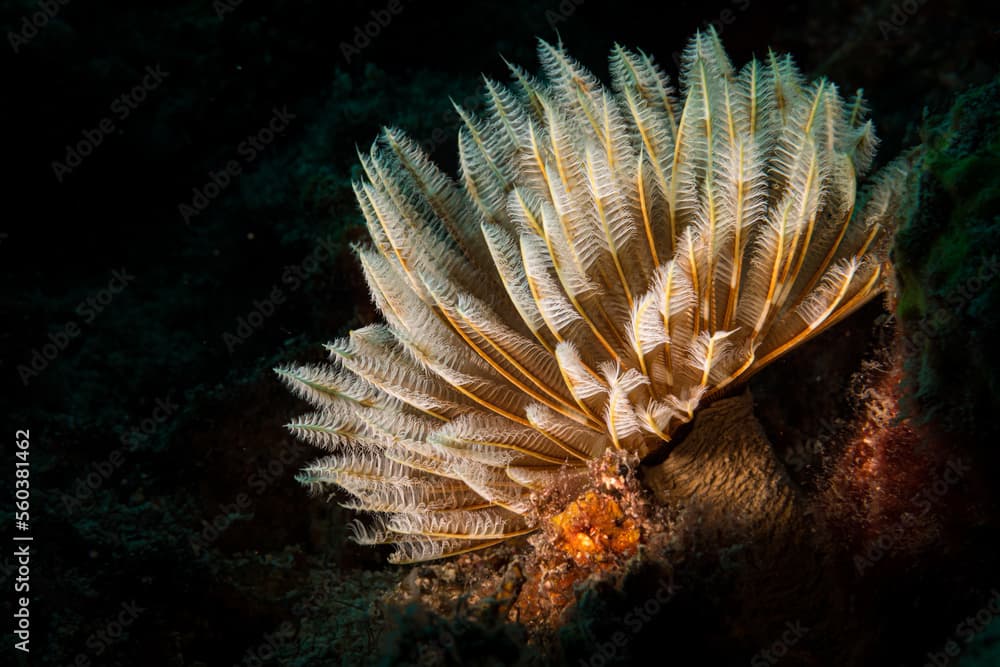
<box><xmin>276</xmin><ymin>29</ymin><xmax>910</xmax><ymax>563</ymax></box>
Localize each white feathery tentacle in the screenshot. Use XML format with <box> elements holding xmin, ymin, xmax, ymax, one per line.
<box><xmin>278</xmin><ymin>27</ymin><xmax>909</xmax><ymax>563</ymax></box>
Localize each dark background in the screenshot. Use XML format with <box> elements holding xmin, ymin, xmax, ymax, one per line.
<box><xmin>2</xmin><ymin>0</ymin><xmax>998</xmax><ymax>665</ymax></box>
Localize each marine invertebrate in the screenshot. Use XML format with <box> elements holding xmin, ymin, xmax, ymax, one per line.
<box><xmin>276</xmin><ymin>29</ymin><xmax>910</xmax><ymax>564</ymax></box>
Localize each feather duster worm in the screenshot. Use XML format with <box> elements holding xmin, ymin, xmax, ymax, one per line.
<box><xmin>276</xmin><ymin>29</ymin><xmax>910</xmax><ymax>563</ymax></box>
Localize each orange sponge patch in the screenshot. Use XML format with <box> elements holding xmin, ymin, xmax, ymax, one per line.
<box><xmin>551</xmin><ymin>491</ymin><xmax>640</xmax><ymax>567</ymax></box>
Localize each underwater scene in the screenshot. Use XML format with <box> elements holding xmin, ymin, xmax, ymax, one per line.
<box><xmin>4</xmin><ymin>0</ymin><xmax>1000</xmax><ymax>664</ymax></box>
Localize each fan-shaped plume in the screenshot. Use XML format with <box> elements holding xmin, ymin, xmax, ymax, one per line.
<box><xmin>277</xmin><ymin>29</ymin><xmax>910</xmax><ymax>564</ymax></box>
